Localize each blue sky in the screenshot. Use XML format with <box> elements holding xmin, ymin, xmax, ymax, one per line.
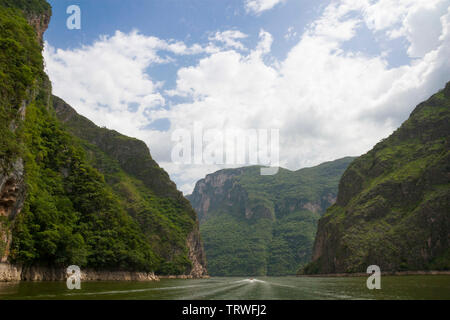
<box><xmin>45</xmin><ymin>0</ymin><xmax>415</xmax><ymax>70</ymax></box>
<box><xmin>47</xmin><ymin>0</ymin><xmax>321</xmax><ymax>52</ymax></box>
<box><xmin>46</xmin><ymin>0</ymin><xmax>327</xmax><ymax>94</ymax></box>
<box><xmin>43</xmin><ymin>0</ymin><xmax>450</xmax><ymax>193</ymax></box>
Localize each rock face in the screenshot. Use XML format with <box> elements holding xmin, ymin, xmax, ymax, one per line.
<box><xmin>187</xmin><ymin>228</ymin><xmax>207</xmax><ymax>278</ymax></box>
<box><xmin>305</xmin><ymin>83</ymin><xmax>450</xmax><ymax>274</ymax></box>
<box><xmin>0</xmin><ymin>0</ymin><xmax>51</xmax><ymax>265</ymax></box>
<box><xmin>0</xmin><ymin>263</ymin><xmax>159</xmax><ymax>282</ymax></box>
<box><xmin>26</xmin><ymin>11</ymin><xmax>50</xmax><ymax>45</ymax></box>
<box><xmin>0</xmin><ymin>160</ymin><xmax>25</xmax><ymax>262</ymax></box>
<box><xmin>0</xmin><ymin>263</ymin><xmax>21</xmax><ymax>281</ymax></box>
<box><xmin>187</xmin><ymin>158</ymin><xmax>354</xmax><ymax>276</ymax></box>
<box><xmin>0</xmin><ymin>0</ymin><xmax>51</xmax><ymax>45</ymax></box>
<box><xmin>188</xmin><ymin>169</ymin><xmax>247</xmax><ymax>223</ymax></box>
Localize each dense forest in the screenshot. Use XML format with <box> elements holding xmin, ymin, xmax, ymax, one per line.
<box><xmin>188</xmin><ymin>158</ymin><xmax>354</xmax><ymax>276</ymax></box>
<box><xmin>0</xmin><ymin>0</ymin><xmax>206</xmax><ymax>276</ymax></box>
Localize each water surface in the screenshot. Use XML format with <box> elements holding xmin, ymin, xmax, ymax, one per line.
<box><xmin>0</xmin><ymin>276</ymin><xmax>449</xmax><ymax>300</ymax></box>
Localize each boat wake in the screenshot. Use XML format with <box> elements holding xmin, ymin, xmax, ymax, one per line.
<box><xmin>236</xmin><ymin>278</ymin><xmax>266</xmax><ymax>284</ymax></box>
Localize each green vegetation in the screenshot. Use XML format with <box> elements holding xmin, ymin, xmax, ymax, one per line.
<box><xmin>268</xmin><ymin>210</ymin><xmax>319</xmax><ymax>275</ymax></box>
<box><xmin>0</xmin><ymin>0</ymin><xmax>51</xmax><ymax>16</ymax></box>
<box><xmin>304</xmin><ymin>82</ymin><xmax>450</xmax><ymax>274</ymax></box>
<box><xmin>0</xmin><ymin>1</ymin><xmax>203</xmax><ymax>275</ymax></box>
<box><xmin>200</xmin><ymin>204</ymin><xmax>320</xmax><ymax>276</ymax></box>
<box><xmin>236</xmin><ymin>159</ymin><xmax>352</xmax><ymax>207</ymax></box>
<box><xmin>0</xmin><ymin>3</ymin><xmax>48</xmax><ymax>260</ymax></box>
<box><xmin>11</xmin><ymin>98</ymin><xmax>159</xmax><ymax>271</ymax></box>
<box><xmin>53</xmin><ymin>97</ymin><xmax>199</xmax><ymax>274</ymax></box>
<box><xmin>189</xmin><ymin>158</ymin><xmax>353</xmax><ymax>276</ymax></box>
<box><xmin>201</xmin><ymin>214</ymin><xmax>273</xmax><ymax>276</ymax></box>
<box><xmin>0</xmin><ymin>6</ymin><xmax>43</xmax><ymax>170</ymax></box>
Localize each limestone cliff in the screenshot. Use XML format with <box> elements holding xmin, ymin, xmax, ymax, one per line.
<box><xmin>0</xmin><ymin>262</ymin><xmax>159</xmax><ymax>281</ymax></box>
<box><xmin>26</xmin><ymin>10</ymin><xmax>50</xmax><ymax>45</ymax></box>
<box><xmin>0</xmin><ymin>159</ymin><xmax>25</xmax><ymax>262</ymax></box>
<box><xmin>305</xmin><ymin>82</ymin><xmax>450</xmax><ymax>274</ymax></box>
<box><xmin>0</xmin><ymin>0</ymin><xmax>207</xmax><ymax>280</ymax></box>
<box><xmin>187</xmin><ymin>158</ymin><xmax>354</xmax><ymax>276</ymax></box>
<box><xmin>0</xmin><ymin>0</ymin><xmax>51</xmax><ymax>263</ymax></box>
<box><xmin>0</xmin><ymin>0</ymin><xmax>51</xmax><ymax>45</ymax></box>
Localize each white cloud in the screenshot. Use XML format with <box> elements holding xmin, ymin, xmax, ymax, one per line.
<box><xmin>209</xmin><ymin>30</ymin><xmax>248</xmax><ymax>50</ymax></box>
<box><xmin>44</xmin><ymin>0</ymin><xmax>450</xmax><ymax>194</ymax></box>
<box><xmin>44</xmin><ymin>30</ymin><xmax>207</xmax><ymax>153</ymax></box>
<box><xmin>166</xmin><ymin>0</ymin><xmax>450</xmax><ymax>193</ymax></box>
<box><xmin>362</xmin><ymin>0</ymin><xmax>449</xmax><ymax>57</ymax></box>
<box><xmin>254</xmin><ymin>29</ymin><xmax>273</xmax><ymax>55</ymax></box>
<box><xmin>245</xmin><ymin>0</ymin><xmax>285</xmax><ymax>15</ymax></box>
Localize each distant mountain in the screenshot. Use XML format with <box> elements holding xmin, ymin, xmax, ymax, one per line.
<box><xmin>304</xmin><ymin>82</ymin><xmax>450</xmax><ymax>274</ymax></box>
<box><xmin>0</xmin><ymin>0</ymin><xmax>206</xmax><ymax>278</ymax></box>
<box><xmin>187</xmin><ymin>157</ymin><xmax>354</xmax><ymax>276</ymax></box>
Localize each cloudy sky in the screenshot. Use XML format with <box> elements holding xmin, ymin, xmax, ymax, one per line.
<box><xmin>44</xmin><ymin>0</ymin><xmax>450</xmax><ymax>194</ymax></box>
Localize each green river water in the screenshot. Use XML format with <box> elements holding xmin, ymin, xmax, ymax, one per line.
<box><xmin>0</xmin><ymin>276</ymin><xmax>449</xmax><ymax>300</ymax></box>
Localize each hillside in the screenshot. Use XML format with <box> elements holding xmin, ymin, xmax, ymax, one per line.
<box><xmin>187</xmin><ymin>157</ymin><xmax>354</xmax><ymax>276</ymax></box>
<box><xmin>304</xmin><ymin>82</ymin><xmax>450</xmax><ymax>274</ymax></box>
<box><xmin>52</xmin><ymin>96</ymin><xmax>206</xmax><ymax>276</ymax></box>
<box><xmin>0</xmin><ymin>0</ymin><xmax>206</xmax><ymax>278</ymax></box>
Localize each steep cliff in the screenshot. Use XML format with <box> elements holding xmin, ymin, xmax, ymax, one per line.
<box><xmin>0</xmin><ymin>0</ymin><xmax>51</xmax><ymax>263</ymax></box>
<box><xmin>0</xmin><ymin>0</ymin><xmax>206</xmax><ymax>278</ymax></box>
<box><xmin>0</xmin><ymin>0</ymin><xmax>51</xmax><ymax>45</ymax></box>
<box><xmin>53</xmin><ymin>96</ymin><xmax>206</xmax><ymax>277</ymax></box>
<box><xmin>187</xmin><ymin>158</ymin><xmax>354</xmax><ymax>276</ymax></box>
<box><xmin>305</xmin><ymin>83</ymin><xmax>450</xmax><ymax>274</ymax></box>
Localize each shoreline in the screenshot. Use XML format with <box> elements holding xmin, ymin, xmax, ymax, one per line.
<box><xmin>3</xmin><ymin>262</ymin><xmax>448</xmax><ymax>281</ymax></box>
<box><xmin>0</xmin><ymin>262</ymin><xmax>209</xmax><ymax>282</ymax></box>
<box><xmin>297</xmin><ymin>270</ymin><xmax>450</xmax><ymax>277</ymax></box>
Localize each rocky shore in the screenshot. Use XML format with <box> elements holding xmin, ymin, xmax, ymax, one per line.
<box><xmin>0</xmin><ymin>263</ymin><xmax>171</xmax><ymax>282</ymax></box>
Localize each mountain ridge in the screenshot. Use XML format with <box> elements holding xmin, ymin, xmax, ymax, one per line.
<box><xmin>187</xmin><ymin>157</ymin><xmax>354</xmax><ymax>276</ymax></box>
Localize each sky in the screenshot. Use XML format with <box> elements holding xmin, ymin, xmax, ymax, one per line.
<box><xmin>43</xmin><ymin>0</ymin><xmax>450</xmax><ymax>194</ymax></box>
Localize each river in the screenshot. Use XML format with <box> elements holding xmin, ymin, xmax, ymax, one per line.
<box><xmin>0</xmin><ymin>276</ymin><xmax>449</xmax><ymax>300</ymax></box>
